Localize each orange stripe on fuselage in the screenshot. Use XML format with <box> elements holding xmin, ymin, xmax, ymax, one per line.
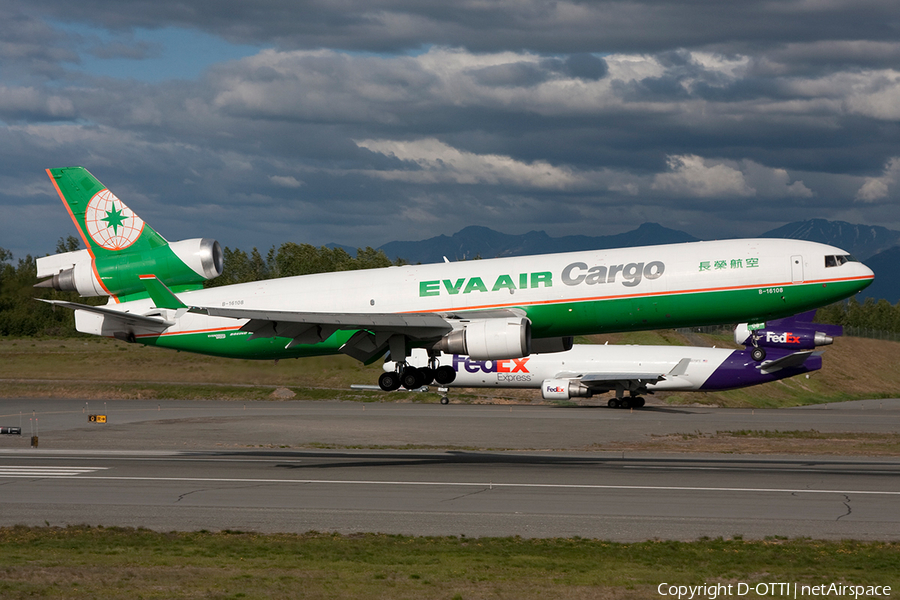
<box><xmin>398</xmin><ymin>274</ymin><xmax>875</xmax><ymax>314</ymax></box>
<box><xmin>133</xmin><ymin>326</ymin><xmax>239</xmax><ymax>339</ymax></box>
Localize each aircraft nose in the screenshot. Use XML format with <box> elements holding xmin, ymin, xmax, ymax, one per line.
<box><xmin>858</xmin><ymin>261</ymin><xmax>875</xmax><ymax>286</ymax></box>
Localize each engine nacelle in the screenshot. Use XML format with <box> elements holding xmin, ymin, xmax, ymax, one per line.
<box><xmin>541</xmin><ymin>379</ymin><xmax>592</xmax><ymax>400</ymax></box>
<box><xmin>35</xmin><ymin>238</ymin><xmax>223</xmax><ymax>298</ymax></box>
<box><xmin>436</xmin><ymin>317</ymin><xmax>531</xmax><ymax>360</ymax></box>
<box><xmin>168</xmin><ymin>238</ymin><xmax>224</xmax><ymax>281</ymax></box>
<box><xmin>734</xmin><ymin>323</ymin><xmax>834</xmax><ymax>350</ymax></box>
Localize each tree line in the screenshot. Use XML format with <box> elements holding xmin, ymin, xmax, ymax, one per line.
<box><xmin>206</xmin><ymin>243</ymin><xmax>406</xmax><ymax>287</ymax></box>
<box><xmin>0</xmin><ymin>240</ymin><xmax>404</xmax><ymax>336</ymax></box>
<box><xmin>2</xmin><ymin>239</ymin><xmax>898</xmax><ymax>337</ymax></box>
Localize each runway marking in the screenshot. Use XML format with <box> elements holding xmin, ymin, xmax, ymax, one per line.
<box><xmin>5</xmin><ymin>474</ymin><xmax>898</xmax><ymax>496</ymax></box>
<box><xmin>0</xmin><ymin>466</ymin><xmax>108</xmax><ymax>477</ymax></box>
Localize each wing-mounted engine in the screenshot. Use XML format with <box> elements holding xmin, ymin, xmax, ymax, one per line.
<box><xmin>541</xmin><ymin>379</ymin><xmax>592</xmax><ymax>400</ymax></box>
<box><xmin>35</xmin><ymin>237</ymin><xmax>223</xmax><ymax>299</ymax></box>
<box><xmin>435</xmin><ymin>317</ymin><xmax>531</xmax><ymax>360</ymax></box>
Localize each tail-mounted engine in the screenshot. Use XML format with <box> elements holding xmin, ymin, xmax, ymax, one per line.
<box><xmin>36</xmin><ymin>238</ymin><xmax>223</xmax><ymax>299</ymax></box>
<box><xmin>733</xmin><ymin>322</ymin><xmax>836</xmax><ymax>350</ymax></box>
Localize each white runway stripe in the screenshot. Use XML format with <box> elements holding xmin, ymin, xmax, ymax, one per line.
<box><xmin>5</xmin><ymin>473</ymin><xmax>897</xmax><ymax>496</ymax></box>
<box><xmin>0</xmin><ymin>466</ymin><xmax>108</xmax><ymax>477</ymax></box>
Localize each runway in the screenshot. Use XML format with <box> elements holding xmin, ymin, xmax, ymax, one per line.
<box><xmin>0</xmin><ymin>398</ymin><xmax>898</xmax><ymax>540</ymax></box>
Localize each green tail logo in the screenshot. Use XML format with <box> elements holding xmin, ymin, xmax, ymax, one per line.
<box><xmin>42</xmin><ymin>167</ymin><xmax>222</xmax><ymax>302</ymax></box>
<box><xmin>47</xmin><ymin>167</ymin><xmax>167</xmax><ymax>258</ymax></box>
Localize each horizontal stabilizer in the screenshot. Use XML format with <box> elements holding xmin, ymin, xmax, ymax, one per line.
<box><xmin>37</xmin><ymin>299</ymin><xmax>173</xmax><ymax>328</ymax></box>
<box><xmin>760</xmin><ymin>350</ymin><xmax>816</xmax><ymax>374</ymax></box>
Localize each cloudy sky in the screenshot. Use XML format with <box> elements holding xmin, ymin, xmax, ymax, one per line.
<box><xmin>2</xmin><ymin>0</ymin><xmax>900</xmax><ymax>259</ymax></box>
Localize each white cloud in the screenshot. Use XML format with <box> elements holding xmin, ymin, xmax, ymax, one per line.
<box><xmin>652</xmin><ymin>155</ymin><xmax>755</xmax><ymax>197</ymax></box>
<box><xmin>855</xmin><ymin>157</ymin><xmax>900</xmax><ymax>202</ymax></box>
<box><xmin>355</xmin><ymin>137</ymin><xmax>582</xmax><ymax>189</ymax></box>
<box><xmin>651</xmin><ymin>155</ymin><xmax>814</xmax><ymax>199</ymax></box>
<box><xmin>270</xmin><ymin>175</ymin><xmax>304</xmax><ymax>188</ymax></box>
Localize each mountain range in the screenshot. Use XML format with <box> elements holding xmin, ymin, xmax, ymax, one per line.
<box><xmin>330</xmin><ymin>220</ymin><xmax>899</xmax><ymax>303</ymax></box>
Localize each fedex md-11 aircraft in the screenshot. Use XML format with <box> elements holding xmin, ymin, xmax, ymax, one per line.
<box><xmin>36</xmin><ymin>167</ymin><xmax>874</xmax><ymax>390</ymax></box>
<box><xmin>386</xmin><ymin>312</ymin><xmax>841</xmax><ymax>406</ymax></box>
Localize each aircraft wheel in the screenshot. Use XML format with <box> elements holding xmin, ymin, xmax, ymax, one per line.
<box><xmin>751</xmin><ymin>347</ymin><xmax>767</xmax><ymax>362</ymax></box>
<box><xmin>420</xmin><ymin>367</ymin><xmax>435</xmax><ymax>385</ymax></box>
<box><xmin>620</xmin><ymin>398</ymin><xmax>632</xmax><ymax>409</ymax></box>
<box><xmin>608</xmin><ymin>398</ymin><xmax>619</xmax><ymax>408</ymax></box>
<box><xmin>434</xmin><ymin>365</ymin><xmax>456</xmax><ymax>385</ymax></box>
<box><xmin>440</xmin><ymin>396</ymin><xmax>450</xmax><ymax>405</ymax></box>
<box><xmin>401</xmin><ymin>367</ymin><xmax>425</xmax><ymax>390</ymax></box>
<box><xmin>635</xmin><ymin>397</ymin><xmax>646</xmax><ymax>408</ymax></box>
<box><xmin>379</xmin><ymin>371</ymin><xmax>402</xmax><ymax>392</ymax></box>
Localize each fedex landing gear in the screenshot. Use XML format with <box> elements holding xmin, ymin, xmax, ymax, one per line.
<box><xmin>608</xmin><ymin>396</ymin><xmax>645</xmax><ymax>409</ymax></box>
<box><xmin>749</xmin><ymin>332</ymin><xmax>767</xmax><ymax>362</ymax></box>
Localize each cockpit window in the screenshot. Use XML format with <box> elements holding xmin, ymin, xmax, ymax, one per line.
<box><xmin>824</xmin><ymin>254</ymin><xmax>858</xmax><ymax>267</ymax></box>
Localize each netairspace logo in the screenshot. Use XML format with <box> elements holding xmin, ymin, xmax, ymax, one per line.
<box><xmin>657</xmin><ymin>582</ymin><xmax>891</xmax><ymax>599</ymax></box>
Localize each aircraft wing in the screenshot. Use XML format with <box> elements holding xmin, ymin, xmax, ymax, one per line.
<box><xmin>558</xmin><ymin>358</ymin><xmax>692</xmax><ymax>391</ymax></box>
<box><xmin>202</xmin><ymin>306</ymin><xmax>455</xmax><ymax>362</ymax></box>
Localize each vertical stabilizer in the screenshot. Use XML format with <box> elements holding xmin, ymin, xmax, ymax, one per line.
<box><xmin>41</xmin><ymin>167</ymin><xmax>220</xmax><ymax>302</ymax></box>
<box><xmin>46</xmin><ymin>167</ymin><xmax>168</xmax><ymax>260</ymax></box>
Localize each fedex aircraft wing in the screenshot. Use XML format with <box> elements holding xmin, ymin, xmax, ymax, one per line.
<box><xmin>36</xmin><ymin>167</ymin><xmax>873</xmax><ymax>391</ymax></box>
<box><xmin>388</xmin><ymin>312</ymin><xmax>839</xmax><ymax>407</ymax></box>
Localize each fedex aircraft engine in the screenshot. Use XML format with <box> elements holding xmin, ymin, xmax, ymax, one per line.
<box><xmin>437</xmin><ymin>317</ymin><xmax>531</xmax><ymax>360</ymax></box>
<box><xmin>733</xmin><ymin>323</ymin><xmax>834</xmax><ymax>350</ymax></box>
<box><xmin>541</xmin><ymin>379</ymin><xmax>593</xmax><ymax>400</ymax></box>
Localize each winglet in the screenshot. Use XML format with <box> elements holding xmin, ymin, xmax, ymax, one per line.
<box><xmin>666</xmin><ymin>358</ymin><xmax>691</xmax><ymax>377</ymax></box>
<box><xmin>139</xmin><ymin>275</ymin><xmax>187</xmax><ymax>310</ymax></box>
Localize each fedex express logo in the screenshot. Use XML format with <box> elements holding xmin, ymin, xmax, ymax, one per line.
<box><xmin>452</xmin><ymin>355</ymin><xmax>530</xmax><ymax>373</ymax></box>
<box><xmin>545</xmin><ymin>384</ymin><xmax>565</xmax><ymax>393</ymax></box>
<box><xmin>451</xmin><ymin>355</ymin><xmax>533</xmax><ymax>382</ymax></box>
<box><xmin>765</xmin><ymin>331</ymin><xmax>801</xmax><ymax>344</ymax></box>
<box><xmin>419</xmin><ymin>260</ymin><xmax>665</xmax><ymax>297</ymax></box>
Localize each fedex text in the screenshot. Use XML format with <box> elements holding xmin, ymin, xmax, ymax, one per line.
<box><xmin>452</xmin><ymin>355</ymin><xmax>533</xmax><ymax>382</ymax></box>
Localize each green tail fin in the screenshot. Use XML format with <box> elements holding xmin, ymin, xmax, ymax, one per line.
<box><xmin>46</xmin><ymin>167</ymin><xmax>168</xmax><ymax>258</ymax></box>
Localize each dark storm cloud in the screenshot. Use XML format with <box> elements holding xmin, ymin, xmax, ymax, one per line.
<box><xmin>15</xmin><ymin>0</ymin><xmax>900</xmax><ymax>59</ymax></box>
<box><xmin>1</xmin><ymin>0</ymin><xmax>899</xmax><ymax>260</ymax></box>
<box><xmin>0</xmin><ymin>12</ymin><xmax>79</xmax><ymax>80</ymax></box>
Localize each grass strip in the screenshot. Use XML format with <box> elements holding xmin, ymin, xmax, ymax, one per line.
<box><xmin>0</xmin><ymin>526</ymin><xmax>898</xmax><ymax>600</ymax></box>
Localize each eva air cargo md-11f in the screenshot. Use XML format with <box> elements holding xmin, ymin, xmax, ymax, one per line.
<box><xmin>36</xmin><ymin>167</ymin><xmax>874</xmax><ymax>391</ymax></box>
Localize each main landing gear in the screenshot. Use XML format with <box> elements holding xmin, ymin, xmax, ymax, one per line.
<box><xmin>378</xmin><ymin>358</ymin><xmax>456</xmax><ymax>392</ymax></box>
<box><xmin>607</xmin><ymin>397</ymin><xmax>645</xmax><ymax>409</ymax></box>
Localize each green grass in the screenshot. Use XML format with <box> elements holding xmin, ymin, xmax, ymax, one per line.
<box><xmin>2</xmin><ymin>334</ymin><xmax>898</xmax><ymax>408</ymax></box>
<box><xmin>1</xmin><ymin>526</ymin><xmax>898</xmax><ymax>599</ymax></box>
